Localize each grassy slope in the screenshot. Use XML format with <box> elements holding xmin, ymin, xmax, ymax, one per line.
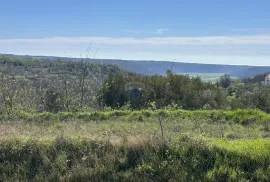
<box><xmin>1</xmin><ymin>109</ymin><xmax>270</xmax><ymax>181</ymax></box>
<box><xmin>184</xmin><ymin>73</ymin><xmax>238</xmax><ymax>83</ymax></box>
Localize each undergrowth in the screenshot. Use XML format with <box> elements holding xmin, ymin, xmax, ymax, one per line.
<box><xmin>1</xmin><ymin>109</ymin><xmax>270</xmax><ymax>181</ymax></box>
<box><xmin>1</xmin><ymin>136</ymin><xmax>270</xmax><ymax>181</ymax></box>
<box><xmin>1</xmin><ymin>109</ymin><xmax>269</xmax><ymax>125</ymax></box>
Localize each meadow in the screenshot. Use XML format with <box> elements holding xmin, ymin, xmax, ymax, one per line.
<box><xmin>1</xmin><ymin>109</ymin><xmax>270</xmax><ymax>181</ymax></box>
<box><xmin>183</xmin><ymin>73</ymin><xmax>238</xmax><ymax>83</ymax></box>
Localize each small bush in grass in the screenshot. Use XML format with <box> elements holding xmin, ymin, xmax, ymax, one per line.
<box><xmin>58</xmin><ymin>112</ymin><xmax>75</xmax><ymax>121</ymax></box>
<box><xmin>263</xmin><ymin>120</ymin><xmax>270</xmax><ymax>131</ymax></box>
<box><xmin>37</xmin><ymin>112</ymin><xmax>57</xmax><ymax>122</ymax></box>
<box><xmin>138</xmin><ymin>114</ymin><xmax>144</xmax><ymax>122</ymax></box>
<box><xmin>141</xmin><ymin>111</ymin><xmax>150</xmax><ymax>118</ymax></box>
<box><xmin>109</xmin><ymin>110</ymin><xmax>129</xmax><ymax>117</ymax></box>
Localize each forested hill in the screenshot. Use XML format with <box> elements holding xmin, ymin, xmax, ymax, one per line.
<box><xmin>1</xmin><ymin>53</ymin><xmax>270</xmax><ymax>78</ymax></box>
<box><xmin>97</xmin><ymin>60</ymin><xmax>270</xmax><ymax>78</ymax></box>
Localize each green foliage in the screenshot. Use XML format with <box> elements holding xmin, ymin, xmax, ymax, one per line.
<box><xmin>1</xmin><ymin>109</ymin><xmax>270</xmax><ymax>126</ymax></box>
<box><xmin>219</xmin><ymin>74</ymin><xmax>232</xmax><ymax>88</ymax></box>
<box><xmin>3</xmin><ymin>54</ymin><xmax>270</xmax><ymax>181</ymax></box>
<box><xmin>1</xmin><ymin>56</ymin><xmax>270</xmax><ymax>114</ymax></box>
<box><xmin>0</xmin><ymin>108</ymin><xmax>270</xmax><ymax>181</ymax></box>
<box><xmin>98</xmin><ymin>72</ymin><xmax>228</xmax><ymax>110</ymax></box>
<box><xmin>44</xmin><ymin>87</ymin><xmax>65</xmax><ymax>113</ymax></box>
<box><xmin>97</xmin><ymin>73</ymin><xmax>129</xmax><ymax>108</ymax></box>
<box><xmin>1</xmin><ymin>136</ymin><xmax>270</xmax><ymax>181</ymax></box>
<box><xmin>0</xmin><ymin>56</ymin><xmax>128</xmax><ymax>113</ymax></box>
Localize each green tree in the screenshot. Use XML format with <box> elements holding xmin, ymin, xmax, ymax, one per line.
<box><xmin>219</xmin><ymin>74</ymin><xmax>232</xmax><ymax>88</ymax></box>
<box><xmin>97</xmin><ymin>73</ymin><xmax>128</xmax><ymax>108</ymax></box>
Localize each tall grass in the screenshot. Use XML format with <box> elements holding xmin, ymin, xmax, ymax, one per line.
<box><xmin>1</xmin><ymin>109</ymin><xmax>270</xmax><ymax>181</ymax></box>
<box><xmin>1</xmin><ymin>136</ymin><xmax>270</xmax><ymax>181</ymax></box>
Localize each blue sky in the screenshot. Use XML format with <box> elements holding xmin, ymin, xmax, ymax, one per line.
<box><xmin>1</xmin><ymin>0</ymin><xmax>270</xmax><ymax>65</ymax></box>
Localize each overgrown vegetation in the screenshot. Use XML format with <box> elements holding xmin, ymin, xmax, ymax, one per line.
<box><xmin>1</xmin><ymin>55</ymin><xmax>270</xmax><ymax>181</ymax></box>
<box><xmin>1</xmin><ymin>56</ymin><xmax>270</xmax><ymax>113</ymax></box>
<box><xmin>0</xmin><ymin>55</ymin><xmax>133</xmax><ymax>113</ymax></box>
<box><xmin>2</xmin><ymin>136</ymin><xmax>270</xmax><ymax>181</ymax></box>
<box><xmin>1</xmin><ymin>109</ymin><xmax>270</xmax><ymax>181</ymax></box>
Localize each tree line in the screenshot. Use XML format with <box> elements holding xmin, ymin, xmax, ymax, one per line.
<box><xmin>0</xmin><ymin>56</ymin><xmax>270</xmax><ymax>113</ymax></box>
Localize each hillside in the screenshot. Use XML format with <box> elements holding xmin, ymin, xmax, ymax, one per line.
<box><xmin>0</xmin><ymin>55</ymin><xmax>133</xmax><ymax>112</ymax></box>
<box><xmin>2</xmin><ymin>53</ymin><xmax>270</xmax><ymax>78</ymax></box>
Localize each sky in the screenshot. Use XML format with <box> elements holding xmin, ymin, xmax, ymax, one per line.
<box><xmin>1</xmin><ymin>0</ymin><xmax>270</xmax><ymax>65</ymax></box>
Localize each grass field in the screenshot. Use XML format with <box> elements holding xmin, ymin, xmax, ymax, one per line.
<box><xmin>1</xmin><ymin>109</ymin><xmax>270</xmax><ymax>181</ymax></box>
<box><xmin>183</xmin><ymin>73</ymin><xmax>238</xmax><ymax>83</ymax></box>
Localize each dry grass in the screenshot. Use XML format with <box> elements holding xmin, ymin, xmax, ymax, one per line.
<box><xmin>1</xmin><ymin>115</ymin><xmax>270</xmax><ymax>144</ymax></box>
<box><xmin>2</xmin><ymin>112</ymin><xmax>270</xmax><ymax>181</ymax></box>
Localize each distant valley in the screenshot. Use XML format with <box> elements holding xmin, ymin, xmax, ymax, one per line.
<box><xmin>2</xmin><ymin>53</ymin><xmax>270</xmax><ymax>78</ymax></box>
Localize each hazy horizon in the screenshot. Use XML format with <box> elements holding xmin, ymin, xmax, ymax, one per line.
<box><xmin>3</xmin><ymin>52</ymin><xmax>270</xmax><ymax>67</ymax></box>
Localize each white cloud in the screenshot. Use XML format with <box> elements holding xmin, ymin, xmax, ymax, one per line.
<box><xmin>2</xmin><ymin>34</ymin><xmax>270</xmax><ymax>46</ymax></box>
<box><xmin>1</xmin><ymin>35</ymin><xmax>270</xmax><ymax>65</ymax></box>
<box><xmin>155</xmin><ymin>29</ymin><xmax>169</xmax><ymax>35</ymax></box>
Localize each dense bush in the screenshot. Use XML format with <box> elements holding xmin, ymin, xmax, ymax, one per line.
<box><xmin>98</xmin><ymin>72</ymin><xmax>228</xmax><ymax>110</ymax></box>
